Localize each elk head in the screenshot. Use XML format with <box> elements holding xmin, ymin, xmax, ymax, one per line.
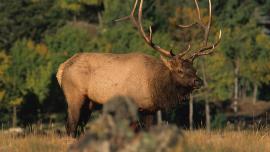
<box><xmin>115</xmin><ymin>0</ymin><xmax>221</xmax><ymax>90</ymax></box>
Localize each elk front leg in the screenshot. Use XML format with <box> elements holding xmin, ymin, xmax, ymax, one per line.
<box><xmin>77</xmin><ymin>100</ymin><xmax>95</xmax><ymax>134</ymax></box>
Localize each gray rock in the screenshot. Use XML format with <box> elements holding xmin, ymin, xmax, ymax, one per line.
<box><xmin>68</xmin><ymin>96</ymin><xmax>184</xmax><ymax>152</ymax></box>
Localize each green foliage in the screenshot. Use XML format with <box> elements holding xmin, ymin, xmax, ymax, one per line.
<box><xmin>56</xmin><ymin>0</ymin><xmax>103</xmax><ymax>22</ymax></box>
<box><xmin>214</xmin><ymin>0</ymin><xmax>258</xmax><ymax>26</ymax></box>
<box><xmin>95</xmin><ymin>0</ymin><xmax>173</xmax><ymax>55</ymax></box>
<box><xmin>211</xmin><ymin>113</ymin><xmax>227</xmax><ymax>129</ymax></box>
<box><xmin>0</xmin><ymin>0</ymin><xmax>66</xmax><ymax>50</ymax></box>
<box><xmin>45</xmin><ymin>24</ymin><xmax>94</xmax><ymax>68</ymax></box>
<box><xmin>201</xmin><ymin>53</ymin><xmax>234</xmax><ymax>101</ymax></box>
<box><xmin>241</xmin><ymin>31</ymin><xmax>270</xmax><ymax>86</ymax></box>
<box><xmin>46</xmin><ymin>24</ymin><xmax>93</xmax><ymax>54</ymax></box>
<box><xmin>0</xmin><ymin>51</ymin><xmax>10</xmax><ymax>102</ymax></box>
<box><xmin>214</xmin><ymin>0</ymin><xmax>270</xmax><ymax>99</ymax></box>
<box><xmin>2</xmin><ymin>39</ymin><xmax>52</xmax><ymax>105</ymax></box>
<box><xmin>58</xmin><ymin>0</ymin><xmax>102</xmax><ymax>11</ymax></box>
<box><xmin>26</xmin><ymin>62</ymin><xmax>53</xmax><ymax>102</ymax></box>
<box><xmin>57</xmin><ymin>0</ymin><xmax>81</xmax><ymax>12</ymax></box>
<box><xmin>102</xmin><ymin>0</ymin><xmax>130</xmax><ymax>24</ymax></box>
<box><xmin>0</xmin><ymin>0</ymin><xmax>269</xmax><ymax>126</ymax></box>
<box><xmin>0</xmin><ymin>51</ymin><xmax>10</xmax><ymax>82</ymax></box>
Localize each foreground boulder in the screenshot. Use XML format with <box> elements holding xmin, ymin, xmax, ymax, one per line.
<box><xmin>68</xmin><ymin>96</ymin><xmax>184</xmax><ymax>152</ymax></box>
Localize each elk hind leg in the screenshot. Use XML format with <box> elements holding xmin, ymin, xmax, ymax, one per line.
<box><xmin>65</xmin><ymin>93</ymin><xmax>85</xmax><ymax>137</ymax></box>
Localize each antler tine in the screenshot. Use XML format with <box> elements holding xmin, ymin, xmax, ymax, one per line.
<box><xmin>203</xmin><ymin>0</ymin><xmax>212</xmax><ymax>45</ymax></box>
<box><xmin>190</xmin><ymin>30</ymin><xmax>222</xmax><ymax>61</ymax></box>
<box><xmin>201</xmin><ymin>29</ymin><xmax>222</xmax><ymax>53</ymax></box>
<box><xmin>178</xmin><ymin>23</ymin><xmax>197</xmax><ymax>28</ymax></box>
<box><xmin>138</xmin><ymin>0</ymin><xmax>150</xmax><ymax>43</ymax></box>
<box><xmin>177</xmin><ymin>0</ymin><xmax>208</xmax><ymax>58</ymax></box>
<box><xmin>195</xmin><ymin>0</ymin><xmax>202</xmax><ymax>21</ymax></box>
<box><xmin>177</xmin><ymin>0</ymin><xmax>205</xmax><ymax>30</ymax></box>
<box><xmin>115</xmin><ymin>0</ymin><xmax>174</xmax><ymax>57</ymax></box>
<box><xmin>177</xmin><ymin>0</ymin><xmax>221</xmax><ymax>61</ymax></box>
<box><xmin>138</xmin><ymin>0</ymin><xmax>174</xmax><ymax>57</ymax></box>
<box><xmin>179</xmin><ymin>44</ymin><xmax>191</xmax><ymax>57</ymax></box>
<box><xmin>114</xmin><ymin>0</ymin><xmax>139</xmax><ymax>27</ymax></box>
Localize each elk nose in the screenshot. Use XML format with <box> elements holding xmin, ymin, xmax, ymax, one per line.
<box><xmin>194</xmin><ymin>78</ymin><xmax>203</xmax><ymax>88</ymax></box>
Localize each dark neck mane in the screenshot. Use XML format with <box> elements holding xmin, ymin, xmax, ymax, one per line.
<box><xmin>150</xmin><ymin>65</ymin><xmax>192</xmax><ymax>110</ymax></box>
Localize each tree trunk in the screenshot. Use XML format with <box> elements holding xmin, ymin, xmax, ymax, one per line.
<box><xmin>200</xmin><ymin>37</ymin><xmax>213</xmax><ymax>131</ymax></box>
<box><xmin>201</xmin><ymin>60</ymin><xmax>211</xmax><ymax>132</ymax></box>
<box><xmin>12</xmin><ymin>106</ymin><xmax>17</xmax><ymax>128</ymax></box>
<box><xmin>233</xmin><ymin>59</ymin><xmax>240</xmax><ymax>113</ymax></box>
<box><xmin>205</xmin><ymin>100</ymin><xmax>211</xmax><ymax>132</ymax></box>
<box><xmin>98</xmin><ymin>12</ymin><xmax>103</xmax><ymax>28</ymax></box>
<box><xmin>73</xmin><ymin>15</ymin><xmax>77</xmax><ymax>22</ymax></box>
<box><xmin>241</xmin><ymin>80</ymin><xmax>248</xmax><ymax>100</ymax></box>
<box><xmin>189</xmin><ymin>95</ymin><xmax>194</xmax><ymax>130</ymax></box>
<box><xmin>253</xmin><ymin>83</ymin><xmax>258</xmax><ymax>104</ymax></box>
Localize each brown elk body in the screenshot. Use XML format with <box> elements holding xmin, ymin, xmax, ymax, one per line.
<box><xmin>57</xmin><ymin>0</ymin><xmax>221</xmax><ymax>137</ymax></box>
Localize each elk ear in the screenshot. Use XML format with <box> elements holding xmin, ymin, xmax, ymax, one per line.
<box><xmin>160</xmin><ymin>55</ymin><xmax>172</xmax><ymax>70</ymax></box>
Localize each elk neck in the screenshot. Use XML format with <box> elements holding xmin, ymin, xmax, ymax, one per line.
<box><xmin>149</xmin><ymin>62</ymin><xmax>192</xmax><ymax>110</ymax></box>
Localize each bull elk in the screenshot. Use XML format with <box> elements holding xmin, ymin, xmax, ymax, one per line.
<box><xmin>57</xmin><ymin>0</ymin><xmax>221</xmax><ymax>137</ymax></box>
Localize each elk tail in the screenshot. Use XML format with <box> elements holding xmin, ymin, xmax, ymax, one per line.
<box><xmin>56</xmin><ymin>53</ymin><xmax>82</xmax><ymax>88</ymax></box>
<box><xmin>56</xmin><ymin>62</ymin><xmax>66</xmax><ymax>88</ymax></box>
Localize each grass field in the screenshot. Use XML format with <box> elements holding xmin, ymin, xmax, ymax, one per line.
<box><xmin>0</xmin><ymin>132</ymin><xmax>73</xmax><ymax>152</ymax></box>
<box><xmin>184</xmin><ymin>130</ymin><xmax>270</xmax><ymax>152</ymax></box>
<box><xmin>0</xmin><ymin>129</ymin><xmax>270</xmax><ymax>152</ymax></box>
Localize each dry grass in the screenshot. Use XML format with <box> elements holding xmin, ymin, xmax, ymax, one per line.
<box><xmin>0</xmin><ymin>129</ymin><xmax>270</xmax><ymax>152</ymax></box>
<box><xmin>0</xmin><ymin>132</ymin><xmax>74</xmax><ymax>152</ymax></box>
<box><xmin>184</xmin><ymin>130</ymin><xmax>270</xmax><ymax>152</ymax></box>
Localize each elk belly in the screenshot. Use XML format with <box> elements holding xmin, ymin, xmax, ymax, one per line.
<box><xmin>86</xmin><ymin>64</ymin><xmax>154</xmax><ymax>109</ymax></box>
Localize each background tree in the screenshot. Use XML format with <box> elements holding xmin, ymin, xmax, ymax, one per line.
<box><xmin>45</xmin><ymin>24</ymin><xmax>95</xmax><ymax>68</ymax></box>
<box><xmin>241</xmin><ymin>31</ymin><xmax>270</xmax><ymax>103</ymax></box>
<box><xmin>0</xmin><ymin>51</ymin><xmax>10</xmax><ymax>123</ymax></box>
<box><xmin>1</xmin><ymin>40</ymin><xmax>52</xmax><ymax>126</ymax></box>
<box><xmin>0</xmin><ymin>0</ymin><xmax>269</xmax><ymax>129</ymax></box>
<box><xmin>214</xmin><ymin>0</ymin><xmax>269</xmax><ymax>112</ymax></box>
<box><xmin>56</xmin><ymin>0</ymin><xmax>103</xmax><ymax>22</ymax></box>
<box><xmin>0</xmin><ymin>0</ymin><xmax>67</xmax><ymax>50</ymax></box>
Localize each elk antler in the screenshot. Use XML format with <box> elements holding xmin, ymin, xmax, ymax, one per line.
<box><xmin>115</xmin><ymin>0</ymin><xmax>221</xmax><ymax>60</ymax></box>
<box><xmin>115</xmin><ymin>0</ymin><xmax>175</xmax><ymax>57</ymax></box>
<box><xmin>178</xmin><ymin>0</ymin><xmax>222</xmax><ymax>61</ymax></box>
